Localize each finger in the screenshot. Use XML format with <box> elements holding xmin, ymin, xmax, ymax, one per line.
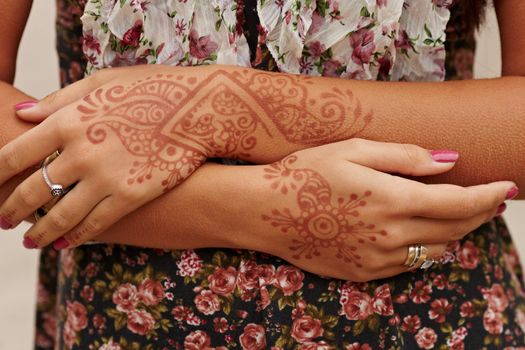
<box><xmin>15</xmin><ymin>68</ymin><xmax>119</xmax><ymax>122</ymax></box>
<box><xmin>0</xmin><ymin>152</ymin><xmax>79</xmax><ymax>229</ymax></box>
<box><xmin>21</xmin><ymin>181</ymin><xmax>104</xmax><ymax>249</ymax></box>
<box><xmin>405</xmin><ymin>181</ymin><xmax>516</xmax><ymax>219</ymax></box>
<box><xmin>399</xmin><ymin>205</ymin><xmax>502</xmax><ymax>245</ymax></box>
<box><xmin>56</xmin><ymin>196</ymin><xmax>127</xmax><ymax>249</ymax></box>
<box><xmin>340</xmin><ymin>138</ymin><xmax>459</xmax><ymax>176</ymax></box>
<box><xmin>0</xmin><ymin>119</ymin><xmax>62</xmax><ymax>185</ymax></box>
<box><xmin>369</xmin><ymin>242</ymin><xmax>449</xmax><ymax>280</ymax></box>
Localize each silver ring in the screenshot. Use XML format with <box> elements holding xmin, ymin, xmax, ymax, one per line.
<box><xmin>420</xmin><ymin>258</ymin><xmax>435</xmax><ymax>270</ymax></box>
<box><xmin>42</xmin><ymin>153</ymin><xmax>68</xmax><ymax>197</ymax></box>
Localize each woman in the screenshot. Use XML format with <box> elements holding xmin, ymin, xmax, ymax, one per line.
<box><xmin>0</xmin><ymin>0</ymin><xmax>523</xmax><ymax>348</ymax></box>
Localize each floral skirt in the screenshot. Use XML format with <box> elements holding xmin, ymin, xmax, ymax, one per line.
<box><xmin>34</xmin><ymin>217</ymin><xmax>525</xmax><ymax>350</ymax></box>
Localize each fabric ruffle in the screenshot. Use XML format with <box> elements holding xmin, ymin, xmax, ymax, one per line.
<box><xmin>81</xmin><ymin>0</ymin><xmax>452</xmax><ymax>81</ymax></box>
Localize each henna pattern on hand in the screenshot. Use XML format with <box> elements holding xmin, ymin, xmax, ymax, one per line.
<box><xmin>262</xmin><ymin>155</ymin><xmax>387</xmax><ymax>268</ymax></box>
<box><xmin>77</xmin><ymin>69</ymin><xmax>372</xmax><ymax>191</ymax></box>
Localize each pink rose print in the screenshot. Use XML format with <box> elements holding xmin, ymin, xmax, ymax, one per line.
<box><xmin>291</xmin><ymin>315</ymin><xmax>324</xmax><ymax>343</ymax></box>
<box><xmin>415</xmin><ymin>327</ymin><xmax>438</xmax><ymax>349</ymax></box>
<box><xmin>410</xmin><ymin>281</ymin><xmax>433</xmax><ymax>304</ymax></box>
<box><xmin>194</xmin><ymin>290</ymin><xmax>221</xmax><ymax>315</ymax></box>
<box><xmin>66</xmin><ymin>301</ymin><xmax>88</xmax><ymax>332</ymax></box>
<box><xmin>483</xmin><ymin>308</ymin><xmax>504</xmax><ymax>335</ymax></box>
<box><xmin>127</xmin><ymin>309</ymin><xmax>156</xmax><ymax>336</ymax></box>
<box><xmin>322</xmin><ymin>59</ymin><xmax>342</xmax><ymax>77</ymax></box>
<box><xmin>238</xmin><ymin>260</ymin><xmax>260</xmax><ymax>291</ymax></box>
<box><xmin>460</xmin><ymin>301</ymin><xmax>475</xmax><ymax>318</ymax></box>
<box><xmin>239</xmin><ymin>323</ymin><xmax>267</xmax><ymax>350</ymax></box>
<box><xmin>350</xmin><ymin>28</ymin><xmax>376</xmax><ymax>65</ymax></box>
<box><xmin>395</xmin><ymin>30</ymin><xmax>412</xmax><ymax>51</ymax></box>
<box><xmin>184</xmin><ymin>330</ymin><xmax>212</xmax><ymax>350</ymax></box>
<box><xmin>209</xmin><ymin>266</ymin><xmax>238</xmax><ymax>295</ymax></box>
<box><xmin>428</xmin><ymin>298</ymin><xmax>452</xmax><ymax>323</ymax></box>
<box><xmin>342</xmin><ymin>291</ymin><xmax>373</xmax><ymax>321</ymax></box>
<box><xmin>112</xmin><ymin>283</ymin><xmax>139</xmax><ymax>313</ymax></box>
<box><xmin>177</xmin><ymin>250</ymin><xmax>203</xmax><ymax>277</ymax></box>
<box><xmin>482</xmin><ymin>284</ymin><xmax>509</xmax><ymax>312</ymax></box>
<box><xmin>122</xmin><ymin>20</ymin><xmax>143</xmax><ymax>47</ymax></box>
<box><xmin>274</xmin><ymin>265</ymin><xmax>305</xmax><ymax>296</ymax></box>
<box><xmin>258</xmin><ymin>264</ymin><xmax>276</xmax><ymax>287</ymax></box>
<box><xmin>457</xmin><ymin>241</ymin><xmax>480</xmax><ymax>270</ymax></box>
<box><xmin>447</xmin><ymin>327</ymin><xmax>468</xmax><ymax>349</ymax></box>
<box><xmin>138</xmin><ymin>278</ymin><xmax>165</xmax><ymax>306</ymax></box>
<box><xmin>401</xmin><ymin>315</ymin><xmax>422</xmax><ymax>334</ymax></box>
<box><xmin>309</xmin><ymin>41</ymin><xmax>326</xmax><ymax>58</ymax></box>
<box><xmin>190</xmin><ymin>30</ymin><xmax>219</xmax><ymax>60</ymax></box>
<box><xmin>372</xmin><ymin>284</ymin><xmax>394</xmax><ymax>316</ymax></box>
<box><xmin>63</xmin><ymin>322</ymin><xmax>76</xmax><ymax>350</ymax></box>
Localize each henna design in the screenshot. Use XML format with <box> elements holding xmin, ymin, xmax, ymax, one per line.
<box><xmin>262</xmin><ymin>155</ymin><xmax>387</xmax><ymax>268</ymax></box>
<box><xmin>77</xmin><ymin>69</ymin><xmax>372</xmax><ymax>191</ymax></box>
<box><xmin>236</xmin><ymin>70</ymin><xmax>372</xmax><ymax>144</ymax></box>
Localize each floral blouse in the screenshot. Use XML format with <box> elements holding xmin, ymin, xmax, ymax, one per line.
<box><xmin>82</xmin><ymin>0</ymin><xmax>451</xmax><ymax>82</ymax></box>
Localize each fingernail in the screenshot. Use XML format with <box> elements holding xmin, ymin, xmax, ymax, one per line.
<box><xmin>506</xmin><ymin>187</ymin><xmax>519</xmax><ymax>200</ymax></box>
<box><xmin>14</xmin><ymin>100</ymin><xmax>38</xmax><ymax>111</ymax></box>
<box><xmin>23</xmin><ymin>237</ymin><xmax>37</xmax><ymax>249</ymax></box>
<box><xmin>496</xmin><ymin>203</ymin><xmax>507</xmax><ymax>216</ymax></box>
<box><xmin>430</xmin><ymin>150</ymin><xmax>459</xmax><ymax>163</ymax></box>
<box><xmin>53</xmin><ymin>237</ymin><xmax>70</xmax><ymax>250</ymax></box>
<box><xmin>0</xmin><ymin>216</ymin><xmax>12</xmax><ymax>230</ymax></box>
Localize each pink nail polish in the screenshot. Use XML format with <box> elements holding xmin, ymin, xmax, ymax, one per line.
<box><xmin>0</xmin><ymin>216</ymin><xmax>12</xmax><ymax>230</ymax></box>
<box><xmin>496</xmin><ymin>203</ymin><xmax>507</xmax><ymax>216</ymax></box>
<box><xmin>53</xmin><ymin>237</ymin><xmax>70</xmax><ymax>250</ymax></box>
<box><xmin>506</xmin><ymin>187</ymin><xmax>519</xmax><ymax>200</ymax></box>
<box><xmin>14</xmin><ymin>100</ymin><xmax>38</xmax><ymax>111</ymax></box>
<box><xmin>23</xmin><ymin>237</ymin><xmax>37</xmax><ymax>249</ymax></box>
<box><xmin>430</xmin><ymin>150</ymin><xmax>459</xmax><ymax>163</ymax></box>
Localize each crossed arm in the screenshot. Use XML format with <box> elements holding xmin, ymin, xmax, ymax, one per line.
<box><xmin>0</xmin><ymin>0</ymin><xmax>523</xmax><ymax>253</ymax></box>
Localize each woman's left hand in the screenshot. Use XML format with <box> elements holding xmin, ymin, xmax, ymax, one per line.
<box><xmin>1</xmin><ymin>65</ymin><xmax>218</xmax><ymax>249</ymax></box>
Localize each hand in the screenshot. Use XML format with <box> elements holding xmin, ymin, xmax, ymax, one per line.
<box><xmin>0</xmin><ymin>65</ymin><xmax>230</xmax><ymax>249</ymax></box>
<box><xmin>250</xmin><ymin>139</ymin><xmax>516</xmax><ymax>281</ymax></box>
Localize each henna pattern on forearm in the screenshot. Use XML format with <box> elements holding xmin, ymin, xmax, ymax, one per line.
<box><xmin>77</xmin><ymin>68</ymin><xmax>372</xmax><ymax>191</ymax></box>
<box><xmin>261</xmin><ymin>155</ymin><xmax>387</xmax><ymax>268</ymax></box>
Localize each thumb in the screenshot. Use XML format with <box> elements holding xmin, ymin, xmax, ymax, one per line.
<box><xmin>337</xmin><ymin>139</ymin><xmax>460</xmax><ymax>177</ymax></box>
<box><xmin>14</xmin><ymin>68</ymin><xmax>117</xmax><ymax>123</ymax></box>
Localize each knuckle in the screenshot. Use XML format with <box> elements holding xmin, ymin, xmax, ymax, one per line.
<box><xmin>381</xmin><ymin>228</ymin><xmax>405</xmax><ymax>249</ymax></box>
<box><xmin>44</xmin><ymin>90</ymin><xmax>60</xmax><ymax>105</ymax></box>
<box><xmin>401</xmin><ymin>144</ymin><xmax>420</xmax><ymax>175</ymax></box>
<box><xmin>1</xmin><ymin>146</ymin><xmax>21</xmax><ymax>173</ymax></box>
<box><xmin>47</xmin><ymin>211</ymin><xmax>71</xmax><ymax>232</ymax></box>
<box><xmin>17</xmin><ymin>184</ymin><xmax>40</xmax><ymax>207</ymax></box>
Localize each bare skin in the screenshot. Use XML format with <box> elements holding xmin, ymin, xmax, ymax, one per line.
<box><xmin>0</xmin><ymin>0</ymin><xmax>521</xmax><ymax>282</ymax></box>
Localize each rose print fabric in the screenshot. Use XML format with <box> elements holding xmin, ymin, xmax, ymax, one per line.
<box><xmin>34</xmin><ymin>0</ymin><xmax>525</xmax><ymax>349</ymax></box>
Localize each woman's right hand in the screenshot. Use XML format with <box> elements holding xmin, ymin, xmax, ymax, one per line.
<box><xmin>248</xmin><ymin>138</ymin><xmax>517</xmax><ymax>282</ymax></box>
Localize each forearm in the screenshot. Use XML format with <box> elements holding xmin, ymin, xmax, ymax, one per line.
<box><xmin>167</xmin><ymin>65</ymin><xmax>524</xmax><ymax>193</ymax></box>
<box><xmin>96</xmin><ymin>162</ymin><xmax>263</xmax><ymax>250</ymax></box>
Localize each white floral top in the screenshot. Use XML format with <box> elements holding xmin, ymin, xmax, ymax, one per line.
<box><xmin>82</xmin><ymin>0</ymin><xmax>452</xmax><ymax>81</ymax></box>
